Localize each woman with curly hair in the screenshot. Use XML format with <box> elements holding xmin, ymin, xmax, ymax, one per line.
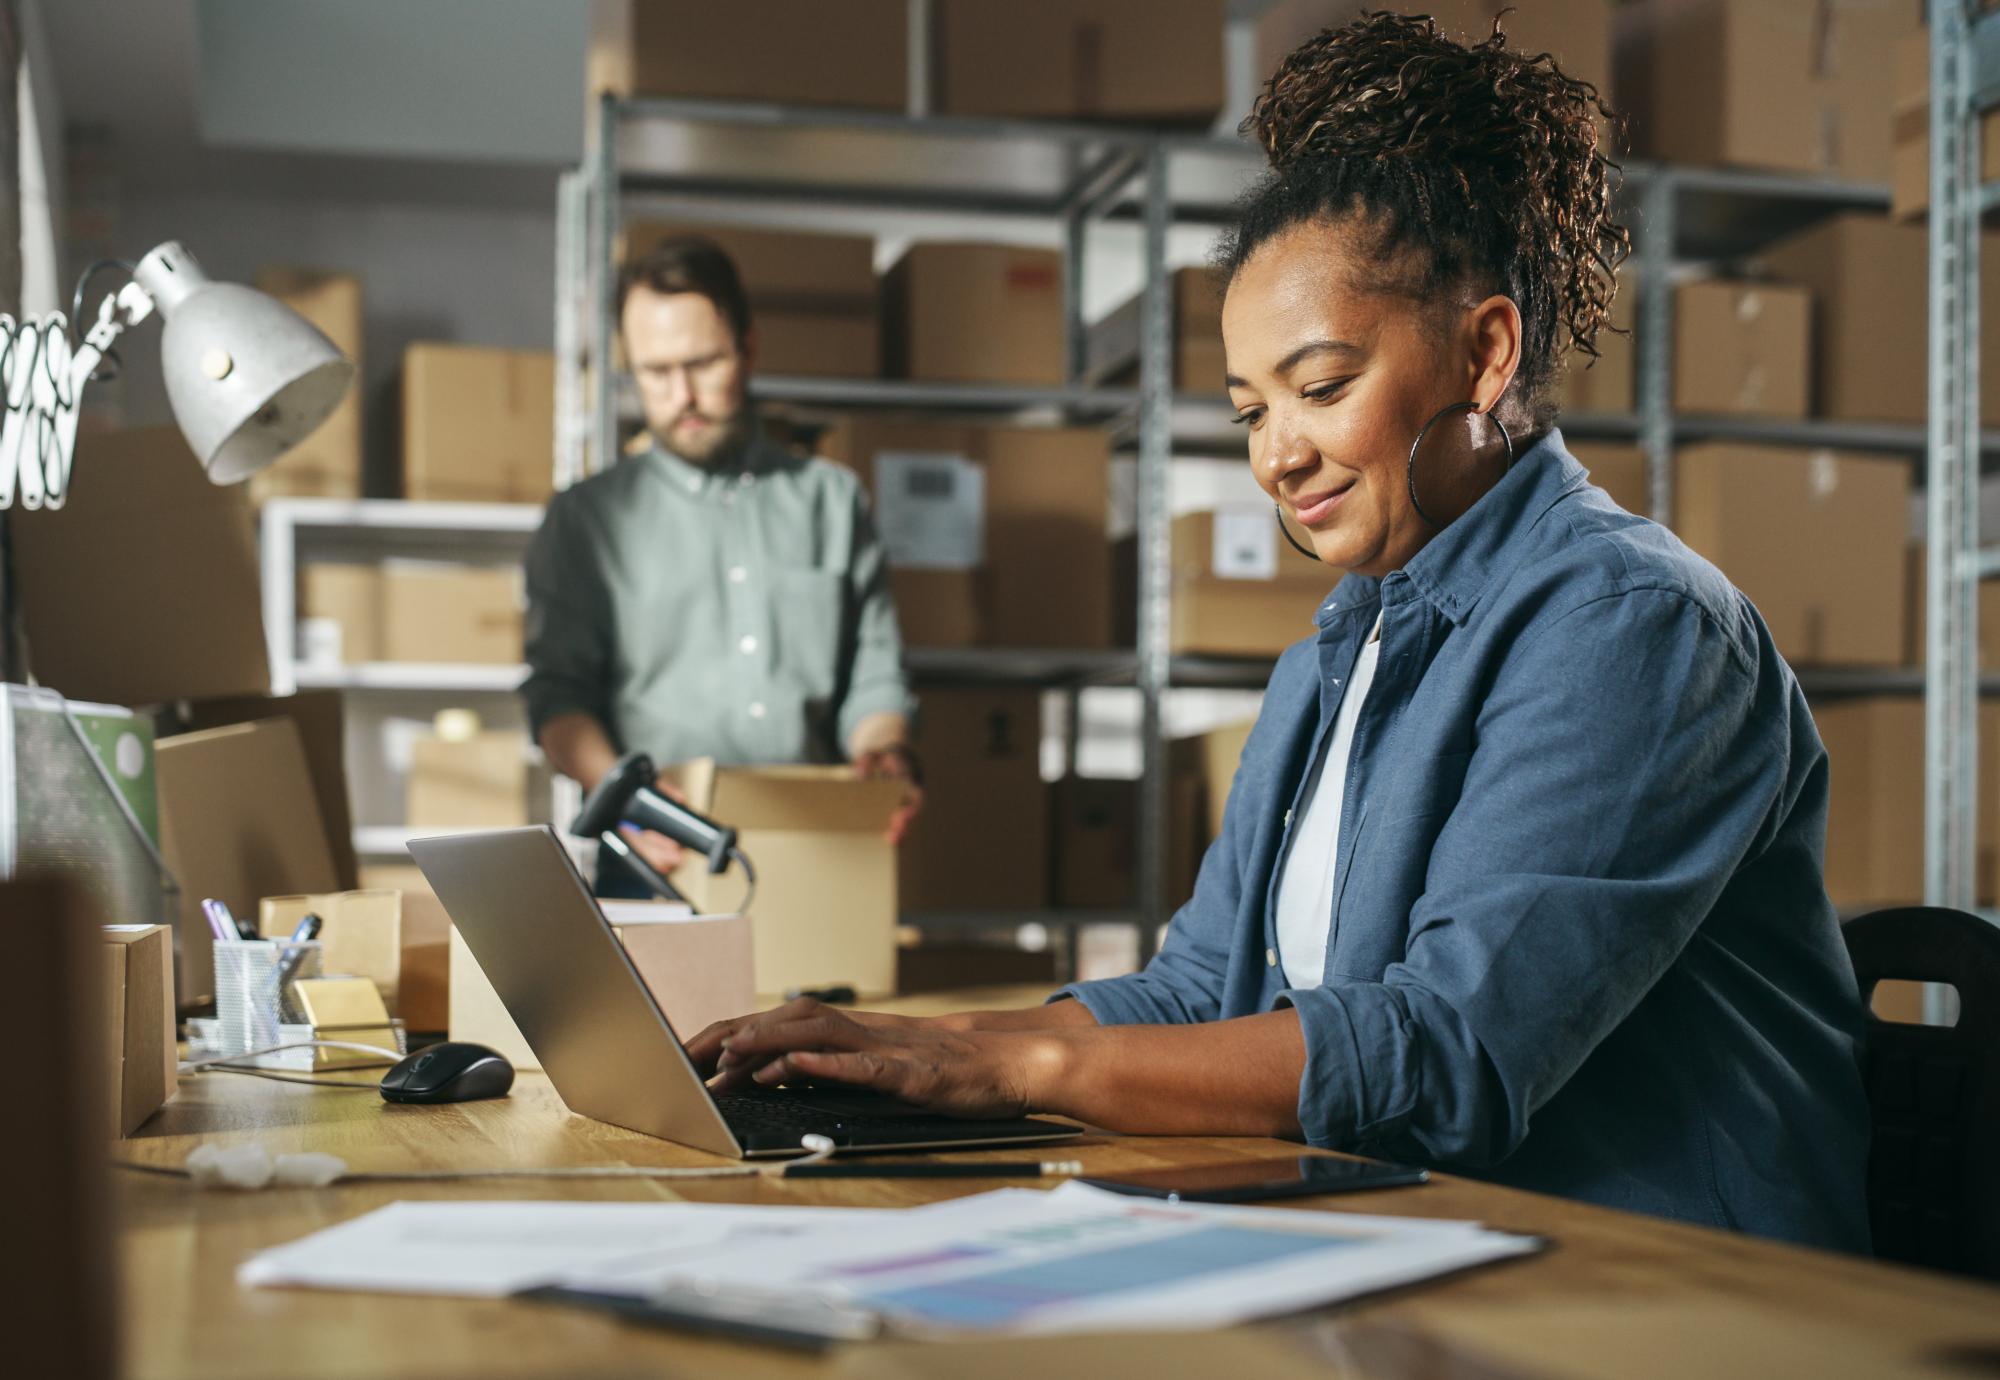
<box><xmin>690</xmin><ymin>13</ymin><xmax>1871</xmax><ymax>1250</ymax></box>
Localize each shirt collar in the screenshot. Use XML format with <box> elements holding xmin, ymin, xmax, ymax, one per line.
<box><xmin>641</xmin><ymin>419</ymin><xmax>783</xmax><ymax>493</ymax></box>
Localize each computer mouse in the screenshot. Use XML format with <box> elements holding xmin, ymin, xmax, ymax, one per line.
<box><xmin>379</xmin><ymin>1041</ymin><xmax>515</xmax><ymax>1104</ymax></box>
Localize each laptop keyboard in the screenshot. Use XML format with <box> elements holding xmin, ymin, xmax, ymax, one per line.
<box><xmin>710</xmin><ymin>1089</ymin><xmax>954</xmax><ymax>1139</ymax></box>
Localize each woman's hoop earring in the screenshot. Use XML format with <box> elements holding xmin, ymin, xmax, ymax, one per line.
<box><xmin>1406</xmin><ymin>403</ymin><xmax>1514</xmax><ymax>530</ymax></box>
<box><xmin>1274</xmin><ymin>503</ymin><xmax>1320</xmax><ymax>561</ymax></box>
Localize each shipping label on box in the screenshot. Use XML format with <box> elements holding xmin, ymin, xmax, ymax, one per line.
<box><xmin>875</xmin><ymin>452</ymin><xmax>985</xmax><ymax>570</ymax></box>
<box><xmin>1211</xmin><ymin>507</ymin><xmax>1279</xmax><ymax>581</ymax></box>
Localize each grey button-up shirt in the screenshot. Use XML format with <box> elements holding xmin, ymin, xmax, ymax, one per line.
<box><xmin>521</xmin><ymin>435</ymin><xmax>912</xmax><ymax>767</ymax></box>
<box><xmin>1060</xmin><ymin>431</ymin><xmax>1871</xmax><ymax>1252</ymax></box>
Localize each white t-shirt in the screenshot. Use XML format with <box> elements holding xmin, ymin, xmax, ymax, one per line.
<box><xmin>1274</xmin><ymin>616</ymin><xmax>1384</xmax><ymax>989</ymax></box>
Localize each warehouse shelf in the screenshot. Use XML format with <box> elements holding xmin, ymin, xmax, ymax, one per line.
<box><xmin>291</xmin><ymin>662</ymin><xmax>527</xmax><ymax>694</ymax></box>
<box><xmin>901</xmin><ymin>908</ymin><xmax>1141</xmax><ymax>932</ymax></box>
<box><xmin>266</xmin><ymin>497</ymin><xmax>547</xmax><ymax>533</ymax></box>
<box><xmin>904</xmin><ymin>647</ymin><xmax>1138</xmax><ymax>687</ymax></box>
<box><xmin>614</xmin><ymin>375</ymin><xmax>1142</xmax><ymax>428</ymax></box>
<box><xmin>352</xmin><ymin>824</ymin><xmax>488</xmax><ymax>856</ymax></box>
<box><xmin>1798</xmin><ymin>668</ymin><xmax>2000</xmax><ymax>699</ymax></box>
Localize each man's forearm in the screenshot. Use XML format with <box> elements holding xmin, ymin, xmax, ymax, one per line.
<box><xmin>537</xmin><ymin>712</ymin><xmax>621</xmax><ymax>792</ymax></box>
<box><xmin>1028</xmin><ymin>1009</ymin><xmax>1308</xmax><ymax>1137</ymax></box>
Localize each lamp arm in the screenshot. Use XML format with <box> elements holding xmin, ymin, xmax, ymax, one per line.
<box><xmin>0</xmin><ymin>283</ymin><xmax>153</xmax><ymax>511</ymax></box>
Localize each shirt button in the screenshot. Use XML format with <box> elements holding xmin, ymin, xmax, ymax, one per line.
<box><xmin>1266</xmin><ymin>947</ymin><xmax>1278</xmax><ymax>968</ymax></box>
<box><xmin>738</xmin><ymin>634</ymin><xmax>758</xmax><ymax>655</ymax></box>
<box><xmin>747</xmin><ymin>702</ymin><xmax>767</xmax><ymax>719</ymax></box>
<box><xmin>728</xmin><ymin>566</ymin><xmax>748</xmax><ymax>584</ymax></box>
<box><xmin>1283</xmin><ymin>808</ymin><xmax>1293</xmax><ymax>828</ymax></box>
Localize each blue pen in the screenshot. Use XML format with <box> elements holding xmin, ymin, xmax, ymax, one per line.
<box><xmin>211</xmin><ymin>898</ymin><xmax>256</xmax><ymax>941</ymax></box>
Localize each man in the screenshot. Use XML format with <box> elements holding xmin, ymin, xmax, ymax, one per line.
<box><xmin>524</xmin><ymin>235</ymin><xmax>918</xmax><ymax>894</ymax></box>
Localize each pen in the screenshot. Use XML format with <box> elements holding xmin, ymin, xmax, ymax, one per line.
<box><xmin>200</xmin><ymin>898</ymin><xmax>237</xmax><ymax>942</ymax></box>
<box><xmin>210</xmin><ymin>898</ymin><xmax>256</xmax><ymax>941</ymax></box>
<box><xmin>275</xmin><ymin>914</ymin><xmax>323</xmax><ymax>994</ymax></box>
<box><xmin>289</xmin><ymin>912</ymin><xmax>324</xmax><ymax>944</ymax></box>
<box><xmin>780</xmin><ymin>1160</ymin><xmax>1083</xmax><ymax>1180</ymax></box>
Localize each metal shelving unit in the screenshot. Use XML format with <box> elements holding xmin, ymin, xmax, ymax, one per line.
<box><xmin>561</xmin><ymin>95</ymin><xmax>1179</xmax><ymax>962</ymax></box>
<box><xmin>1923</xmin><ymin>2</ymin><xmax>1998</xmax><ymax>937</ymax></box>
<box><xmin>259</xmin><ymin>498</ymin><xmax>569</xmax><ymax>861</ymax></box>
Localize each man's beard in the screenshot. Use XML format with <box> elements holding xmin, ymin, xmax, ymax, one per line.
<box><xmin>656</xmin><ymin>408</ymin><xmax>752</xmax><ymax>466</ymax></box>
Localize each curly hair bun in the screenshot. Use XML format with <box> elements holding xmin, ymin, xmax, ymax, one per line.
<box><xmin>1233</xmin><ymin>10</ymin><xmax>1628</xmax><ymax>416</ymax></box>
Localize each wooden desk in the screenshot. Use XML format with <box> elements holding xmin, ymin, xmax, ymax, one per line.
<box><xmin>119</xmin><ymin>989</ymin><xmax>2000</xmax><ymax>1379</ymax></box>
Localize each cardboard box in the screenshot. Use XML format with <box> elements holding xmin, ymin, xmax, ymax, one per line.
<box><xmin>7</xmin><ymin>879</ymin><xmax>117</xmax><ymax>1380</ymax></box>
<box><xmin>621</xmin><ymin>222</ymin><xmax>879</xmax><ymax>378</ymax></box>
<box><xmin>1088</xmin><ymin>267</ymin><xmax>1230</xmax><ymax>396</ymax></box>
<box><xmin>896</xmin><ymin>942</ymin><xmax>1059</xmax><ymax>994</ymax></box>
<box><xmin>1570</xmin><ymin>442</ymin><xmax>1651</xmax><ymax>516</ymax></box>
<box><xmin>450</xmin><ymin>903</ymin><xmax>756</xmax><ymax>1070</ymax></box>
<box><xmin>380</xmin><ymin>563</ymin><xmax>524</xmax><ymax>665</ymax></box>
<box><xmin>663</xmin><ymin>761</ymin><xmax>904</xmax><ymax>997</ymax></box>
<box><xmin>1675</xmin><ymin>444</ymin><xmax>1908</xmax><ymax>667</ymax></box>
<box><xmin>358</xmin><ymin>862</ymin><xmax>451</xmax><ymax>1031</ymax></box>
<box><xmin>100</xmin><ymin>924</ymin><xmax>176</xmax><ymax>1137</ymax></box>
<box><xmin>1260</xmin><ymin>2</ymin><xmax>1613</xmax><ymax>109</ymax></box>
<box><xmin>936</xmin><ymin>0</ymin><xmax>1225</xmax><ymax>124</ymax></box>
<box><xmin>1118</xmin><ymin>509</ymin><xmax>1341</xmax><ymax>657</ymax></box>
<box><xmin>401</xmin><ymin>344</ymin><xmax>555</xmax><ymax>504</ymax></box>
<box><xmin>1816</xmin><ymin>697</ymin><xmax>2000</xmax><ymax>911</ymax></box>
<box><xmin>1050</xmin><ymin>775</ymin><xmax>1138</xmax><ymax>911</ymax></box>
<box><xmin>1757</xmin><ymin>213</ymin><xmax>2000</xmax><ymax>424</ymax></box>
<box><xmin>162</xmin><ymin>691</ymin><xmax>361</xmax><ymax>893</ymax></box>
<box><xmin>299</xmin><ymin>563</ymin><xmax>385</xmax><ymax>665</ymax></box>
<box><xmin>883</xmin><ymin>244</ymin><xmax>1063</xmax><ymax>386</ymax></box>
<box><xmin>258</xmin><ymin>890</ymin><xmax>403</xmax><ymax>1013</ymax></box>
<box><xmin>1557</xmin><ymin>273</ymin><xmax>1635</xmax><ymax>417</ymax></box>
<box><xmin>819</xmin><ymin>418</ymin><xmax>1114</xmax><ymax>648</ymax></box>
<box><xmin>13</xmin><ymin>427</ymin><xmax>270</xmax><ymax>708</ymax></box>
<box><xmin>156</xmin><ymin>717</ymin><xmax>341</xmax><ymax>1006</ymax></box>
<box><xmin>1905</xmin><ymin>544</ymin><xmax>2000</xmax><ymax>670</ymax></box>
<box><xmin>249</xmin><ymin>267</ymin><xmax>363</xmax><ymax>502</ymax></box>
<box><xmin>1888</xmin><ymin>28</ymin><xmax>2000</xmax><ymax>219</ymax></box>
<box><xmin>1673</xmin><ymin>279</ymin><xmax>1811</xmax><ymax>418</ymax></box>
<box><xmin>588</xmin><ymin>0</ymin><xmax>907</xmax><ymax>112</ymax></box>
<box><xmin>1615</xmin><ymin>0</ymin><xmax>1918</xmax><ymax>182</ymax></box>
<box><xmin>899</xmin><ymin>689</ymin><xmax>1049</xmax><ymax>913</ymax></box>
<box><xmin>407</xmin><ymin>731</ymin><xmax>529</xmax><ymax>828</ymax></box>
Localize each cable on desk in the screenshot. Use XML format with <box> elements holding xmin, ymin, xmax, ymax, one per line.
<box><xmin>114</xmin><ymin>1135</ymin><xmax>840</xmax><ymax>1191</ymax></box>
<box><xmin>180</xmin><ymin>1039</ymin><xmax>402</xmax><ymax>1089</ymax></box>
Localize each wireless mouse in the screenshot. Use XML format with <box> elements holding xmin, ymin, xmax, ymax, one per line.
<box><xmin>379</xmin><ymin>1041</ymin><xmax>515</xmax><ymax>1104</ymax></box>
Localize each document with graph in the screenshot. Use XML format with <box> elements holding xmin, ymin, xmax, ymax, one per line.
<box><xmin>553</xmin><ymin>1182</ymin><xmax>1541</xmax><ymax>1339</ymax></box>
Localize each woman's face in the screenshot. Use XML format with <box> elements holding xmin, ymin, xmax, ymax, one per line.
<box><xmin>1222</xmin><ymin>218</ymin><xmax>1511</xmax><ymax>578</ymax></box>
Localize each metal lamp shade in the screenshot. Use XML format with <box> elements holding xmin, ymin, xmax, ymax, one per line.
<box><xmin>133</xmin><ymin>242</ymin><xmax>356</xmax><ymax>485</ymax></box>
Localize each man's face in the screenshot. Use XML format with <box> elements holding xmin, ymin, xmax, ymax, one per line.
<box><xmin>622</xmin><ymin>287</ymin><xmax>753</xmax><ymax>465</ymax></box>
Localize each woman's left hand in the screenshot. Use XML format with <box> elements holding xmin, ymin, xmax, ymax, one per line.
<box><xmin>710</xmin><ymin>998</ymin><xmax>1051</xmax><ymax>1120</ymax></box>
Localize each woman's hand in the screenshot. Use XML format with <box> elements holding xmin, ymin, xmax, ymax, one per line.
<box><xmin>687</xmin><ymin>998</ymin><xmax>1055</xmax><ymax>1120</ymax></box>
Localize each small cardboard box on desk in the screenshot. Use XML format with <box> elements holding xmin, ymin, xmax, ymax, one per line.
<box><xmin>665</xmin><ymin>760</ymin><xmax>905</xmax><ymax>998</ymax></box>
<box><xmin>450</xmin><ymin>901</ymin><xmax>754</xmax><ymax>1070</ymax></box>
<box><xmin>101</xmin><ymin>924</ymin><xmax>176</xmax><ymax>1137</ymax></box>
<box><xmin>258</xmin><ymin>891</ymin><xmax>403</xmax><ymax>1014</ymax></box>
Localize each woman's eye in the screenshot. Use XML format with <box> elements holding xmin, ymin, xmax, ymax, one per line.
<box><xmin>1303</xmin><ymin>380</ymin><xmax>1350</xmax><ymax>403</ymax></box>
<box><xmin>1230</xmin><ymin>408</ymin><xmax>1265</xmax><ymax>427</ymax></box>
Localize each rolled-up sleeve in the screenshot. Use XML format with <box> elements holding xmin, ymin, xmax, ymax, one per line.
<box><xmin>1283</xmin><ymin>588</ymin><xmax>1780</xmax><ymax>1166</ymax></box>
<box><xmin>521</xmin><ymin>493</ymin><xmax>613</xmax><ymax>738</ymax></box>
<box><xmin>835</xmin><ymin>483</ymin><xmax>915</xmax><ymax>746</ymax></box>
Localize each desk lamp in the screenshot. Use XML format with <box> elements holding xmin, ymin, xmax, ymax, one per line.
<box><xmin>0</xmin><ymin>240</ymin><xmax>355</xmax><ymax>509</ymax></box>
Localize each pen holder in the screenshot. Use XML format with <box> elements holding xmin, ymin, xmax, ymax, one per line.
<box><xmin>211</xmin><ymin>940</ymin><xmax>324</xmax><ymax>1059</ymax></box>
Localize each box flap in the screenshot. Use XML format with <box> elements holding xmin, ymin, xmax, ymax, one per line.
<box><xmin>712</xmin><ymin>766</ymin><xmax>904</xmax><ymax>831</ymax></box>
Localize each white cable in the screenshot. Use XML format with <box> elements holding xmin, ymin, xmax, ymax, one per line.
<box><xmin>115</xmin><ymin>1134</ymin><xmax>841</xmax><ymax>1191</ymax></box>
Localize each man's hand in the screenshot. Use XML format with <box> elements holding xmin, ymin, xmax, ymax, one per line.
<box><xmin>854</xmin><ymin>744</ymin><xmax>924</xmax><ymax>846</ymax></box>
<box><xmin>689</xmin><ymin>998</ymin><xmax>1056</xmax><ymax>1121</ymax></box>
<box><xmin>614</xmin><ymin>773</ymin><xmax>696</xmax><ymax>875</ymax></box>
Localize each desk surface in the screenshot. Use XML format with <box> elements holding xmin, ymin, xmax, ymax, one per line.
<box><xmin>120</xmin><ymin>987</ymin><xmax>2000</xmax><ymax>1380</ymax></box>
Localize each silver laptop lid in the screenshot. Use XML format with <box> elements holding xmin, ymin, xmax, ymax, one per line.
<box><xmin>407</xmin><ymin>826</ymin><xmax>741</xmax><ymax>1158</ymax></box>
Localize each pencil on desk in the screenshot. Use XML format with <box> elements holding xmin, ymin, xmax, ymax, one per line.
<box><xmin>780</xmin><ymin>1160</ymin><xmax>1083</xmax><ymax>1180</ymax></box>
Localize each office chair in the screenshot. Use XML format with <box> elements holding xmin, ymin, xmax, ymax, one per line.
<box><xmin>1843</xmin><ymin>906</ymin><xmax>2000</xmax><ymax>1279</ymax></box>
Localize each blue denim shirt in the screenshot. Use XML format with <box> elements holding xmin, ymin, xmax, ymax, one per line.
<box><xmin>1062</xmin><ymin>431</ymin><xmax>1872</xmax><ymax>1252</ymax></box>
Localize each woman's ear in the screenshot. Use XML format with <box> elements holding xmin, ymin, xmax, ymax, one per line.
<box><xmin>1465</xmin><ymin>295</ymin><xmax>1524</xmax><ymax>413</ymax></box>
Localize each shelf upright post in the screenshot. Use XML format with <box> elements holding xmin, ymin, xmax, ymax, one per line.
<box><xmin>1134</xmin><ymin>140</ymin><xmax>1175</xmax><ymax>968</ymax></box>
<box><xmin>260</xmin><ymin>502</ymin><xmax>299</xmax><ymax>697</ymax></box>
<box><xmin>1061</xmin><ymin>152</ymin><xmax>1088</xmax><ymax>386</ymax></box>
<box><xmin>554</xmin><ymin>169</ymin><xmax>589</xmax><ymax>493</ymax></box>
<box><xmin>1925</xmin><ymin>0</ymin><xmax>1984</xmax><ymax>935</ymax></box>
<box><xmin>1635</xmin><ymin>170</ymin><xmax>1676</xmax><ymax>527</ymax></box>
<box><xmin>591</xmin><ymin>93</ymin><xmax>622</xmax><ymax>480</ymax></box>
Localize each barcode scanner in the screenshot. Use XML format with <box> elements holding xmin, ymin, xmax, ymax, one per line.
<box><xmin>570</xmin><ymin>751</ymin><xmax>745</xmax><ymax>908</ymax></box>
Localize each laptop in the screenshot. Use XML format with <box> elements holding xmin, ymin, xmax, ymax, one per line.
<box><xmin>407</xmin><ymin>826</ymin><xmax>1080</xmax><ymax>1158</ymax></box>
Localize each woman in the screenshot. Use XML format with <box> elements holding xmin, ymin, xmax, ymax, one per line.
<box><xmin>688</xmin><ymin>14</ymin><xmax>1872</xmax><ymax>1251</ymax></box>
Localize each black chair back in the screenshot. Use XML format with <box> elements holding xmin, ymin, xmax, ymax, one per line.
<box><xmin>1844</xmin><ymin>906</ymin><xmax>2000</xmax><ymax>1278</ymax></box>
